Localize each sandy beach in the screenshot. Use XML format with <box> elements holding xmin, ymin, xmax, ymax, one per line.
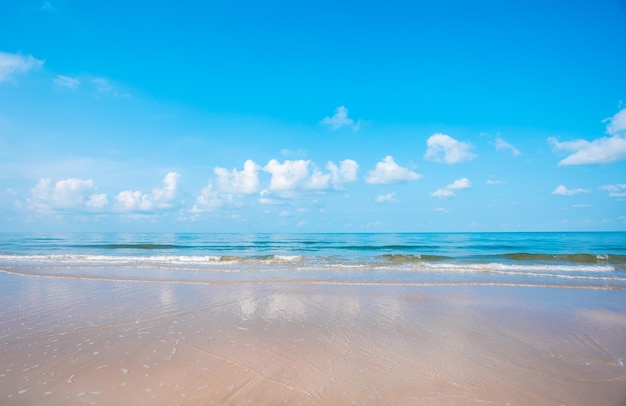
<box><xmin>1</xmin><ymin>271</ymin><xmax>625</xmax><ymax>405</ymax></box>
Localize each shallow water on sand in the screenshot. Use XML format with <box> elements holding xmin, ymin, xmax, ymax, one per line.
<box><xmin>1</xmin><ymin>270</ymin><xmax>625</xmax><ymax>405</ymax></box>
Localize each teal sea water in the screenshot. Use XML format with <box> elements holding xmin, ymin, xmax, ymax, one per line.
<box><xmin>1</xmin><ymin>232</ymin><xmax>625</xmax><ymax>289</ymax></box>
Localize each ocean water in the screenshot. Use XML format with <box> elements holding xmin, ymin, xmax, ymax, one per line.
<box><xmin>0</xmin><ymin>232</ymin><xmax>625</xmax><ymax>289</ymax></box>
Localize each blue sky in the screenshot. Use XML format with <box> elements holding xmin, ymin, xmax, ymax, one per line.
<box><xmin>1</xmin><ymin>0</ymin><xmax>625</xmax><ymax>232</ymax></box>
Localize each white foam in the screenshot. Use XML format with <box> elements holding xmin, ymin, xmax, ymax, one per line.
<box><xmin>273</xmin><ymin>255</ymin><xmax>303</xmax><ymax>262</ymax></box>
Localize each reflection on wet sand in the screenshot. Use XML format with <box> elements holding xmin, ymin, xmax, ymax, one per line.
<box><xmin>1</xmin><ymin>273</ymin><xmax>625</xmax><ymax>405</ymax></box>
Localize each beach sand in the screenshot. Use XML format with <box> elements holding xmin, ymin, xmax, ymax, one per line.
<box><xmin>1</xmin><ymin>272</ymin><xmax>625</xmax><ymax>405</ymax></box>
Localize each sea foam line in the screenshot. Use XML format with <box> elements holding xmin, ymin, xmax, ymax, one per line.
<box><xmin>0</xmin><ymin>254</ymin><xmax>617</xmax><ymax>273</ymax></box>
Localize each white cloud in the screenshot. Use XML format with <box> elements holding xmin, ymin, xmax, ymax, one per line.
<box><xmin>263</xmin><ymin>159</ymin><xmax>310</xmax><ymax>191</ymax></box>
<box><xmin>604</xmin><ymin>107</ymin><xmax>626</xmax><ymax>135</ymax></box>
<box><xmin>424</xmin><ymin>134</ymin><xmax>476</xmax><ymax>164</ymax></box>
<box><xmin>306</xmin><ymin>169</ymin><xmax>331</xmax><ymax>190</ymax></box>
<box><xmin>548</xmin><ymin>109</ymin><xmax>626</xmax><ymax>165</ymax></box>
<box><xmin>552</xmin><ymin>185</ymin><xmax>591</xmax><ymax>196</ymax></box>
<box><xmin>366</xmin><ymin>156</ymin><xmax>421</xmax><ymax>184</ymax></box>
<box><xmin>327</xmin><ymin>159</ymin><xmax>359</xmax><ymax>186</ymax></box>
<box><xmin>115</xmin><ymin>190</ymin><xmax>152</xmax><ymax>211</ymax></box>
<box><xmin>215</xmin><ymin>160</ymin><xmax>261</xmax><ymax>194</ymax></box>
<box><xmin>86</xmin><ymin>193</ymin><xmax>108</xmax><ymax>209</ymax></box>
<box><xmin>191</xmin><ymin>184</ymin><xmax>234</xmax><ymax>213</ymax></box>
<box><xmin>258</xmin><ymin>189</ymin><xmax>283</xmax><ymax>205</ymax></box>
<box><xmin>448</xmin><ymin>178</ymin><xmax>471</xmax><ymax>190</ymax></box>
<box><xmin>152</xmin><ymin>172</ymin><xmax>180</xmax><ymax>205</ymax></box>
<box><xmin>49</xmin><ymin>178</ymin><xmax>94</xmax><ymax>208</ymax></box>
<box><xmin>431</xmin><ymin>177</ymin><xmax>471</xmax><ymax>198</ymax></box>
<box><xmin>115</xmin><ymin>172</ymin><xmax>181</xmax><ymax>212</ymax></box>
<box><xmin>431</xmin><ymin>188</ymin><xmax>455</xmax><ymax>198</ymax></box>
<box><xmin>376</xmin><ymin>193</ymin><xmax>398</xmax><ymax>203</ymax></box>
<box><xmin>602</xmin><ymin>184</ymin><xmax>626</xmax><ymax>198</ymax></box>
<box><xmin>548</xmin><ymin>135</ymin><xmax>626</xmax><ymax>165</ymax></box>
<box><xmin>0</xmin><ymin>51</ymin><xmax>43</xmax><ymax>82</ymax></box>
<box><xmin>54</xmin><ymin>74</ymin><xmax>80</xmax><ymax>88</ymax></box>
<box><xmin>321</xmin><ymin>106</ymin><xmax>360</xmax><ymax>131</ymax></box>
<box><xmin>255</xmin><ymin>158</ymin><xmax>358</xmax><ymax>203</ymax></box>
<box><xmin>486</xmin><ymin>179</ymin><xmax>502</xmax><ymax>185</ymax></box>
<box><xmin>495</xmin><ymin>137</ymin><xmax>521</xmax><ymax>156</ymax></box>
<box><xmin>262</xmin><ymin>158</ymin><xmax>359</xmax><ymax>192</ymax></box>
<box><xmin>433</xmin><ymin>207</ymin><xmax>448</xmax><ymax>212</ymax></box>
<box><xmin>27</xmin><ymin>178</ymin><xmax>106</xmax><ymax>212</ymax></box>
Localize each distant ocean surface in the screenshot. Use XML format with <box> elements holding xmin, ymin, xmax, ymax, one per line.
<box><xmin>1</xmin><ymin>232</ymin><xmax>625</xmax><ymax>289</ymax></box>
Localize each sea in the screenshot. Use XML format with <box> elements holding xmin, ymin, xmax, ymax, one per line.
<box><xmin>0</xmin><ymin>232</ymin><xmax>625</xmax><ymax>290</ymax></box>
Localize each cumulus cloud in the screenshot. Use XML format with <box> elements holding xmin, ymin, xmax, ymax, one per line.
<box><xmin>255</xmin><ymin>158</ymin><xmax>359</xmax><ymax>202</ymax></box>
<box><xmin>115</xmin><ymin>172</ymin><xmax>181</xmax><ymax>212</ymax></box>
<box><xmin>548</xmin><ymin>136</ymin><xmax>626</xmax><ymax>166</ymax></box>
<box><xmin>115</xmin><ymin>190</ymin><xmax>152</xmax><ymax>211</ymax></box>
<box><xmin>321</xmin><ymin>106</ymin><xmax>360</xmax><ymax>131</ymax></box>
<box><xmin>0</xmin><ymin>51</ymin><xmax>43</xmax><ymax>82</ymax></box>
<box><xmin>424</xmin><ymin>134</ymin><xmax>476</xmax><ymax>164</ymax></box>
<box><xmin>327</xmin><ymin>159</ymin><xmax>359</xmax><ymax>187</ymax></box>
<box><xmin>548</xmin><ymin>108</ymin><xmax>626</xmax><ymax>165</ymax></box>
<box><xmin>27</xmin><ymin>178</ymin><xmax>107</xmax><ymax>212</ymax></box>
<box><xmin>264</xmin><ymin>159</ymin><xmax>310</xmax><ymax>191</ymax></box>
<box><xmin>215</xmin><ymin>160</ymin><xmax>261</xmax><ymax>194</ymax></box>
<box><xmin>431</xmin><ymin>177</ymin><xmax>471</xmax><ymax>198</ymax></box>
<box><xmin>552</xmin><ymin>185</ymin><xmax>591</xmax><ymax>196</ymax></box>
<box><xmin>306</xmin><ymin>169</ymin><xmax>331</xmax><ymax>190</ymax></box>
<box><xmin>86</xmin><ymin>193</ymin><xmax>108</xmax><ymax>209</ymax></box>
<box><xmin>366</xmin><ymin>156</ymin><xmax>421</xmax><ymax>184</ymax></box>
<box><xmin>376</xmin><ymin>193</ymin><xmax>398</xmax><ymax>203</ymax></box>
<box><xmin>602</xmin><ymin>184</ymin><xmax>626</xmax><ymax>198</ymax></box>
<box><xmin>431</xmin><ymin>189</ymin><xmax>454</xmax><ymax>198</ymax></box>
<box><xmin>495</xmin><ymin>137</ymin><xmax>521</xmax><ymax>156</ymax></box>
<box><xmin>604</xmin><ymin>107</ymin><xmax>626</xmax><ymax>135</ymax></box>
<box><xmin>152</xmin><ymin>172</ymin><xmax>180</xmax><ymax>204</ymax></box>
<box><xmin>258</xmin><ymin>189</ymin><xmax>283</xmax><ymax>205</ymax></box>
<box><xmin>54</xmin><ymin>74</ymin><xmax>80</xmax><ymax>88</ymax></box>
<box><xmin>191</xmin><ymin>184</ymin><xmax>235</xmax><ymax>213</ymax></box>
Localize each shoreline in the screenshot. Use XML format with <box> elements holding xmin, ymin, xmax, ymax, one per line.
<box><xmin>1</xmin><ymin>272</ymin><xmax>626</xmax><ymax>404</ymax></box>
<box><xmin>2</xmin><ymin>268</ymin><xmax>624</xmax><ymax>292</ymax></box>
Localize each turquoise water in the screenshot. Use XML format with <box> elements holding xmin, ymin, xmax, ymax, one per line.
<box><xmin>1</xmin><ymin>232</ymin><xmax>625</xmax><ymax>289</ymax></box>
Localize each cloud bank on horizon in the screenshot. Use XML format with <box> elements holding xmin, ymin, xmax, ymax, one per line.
<box><xmin>1</xmin><ymin>0</ymin><xmax>625</xmax><ymax>232</ymax></box>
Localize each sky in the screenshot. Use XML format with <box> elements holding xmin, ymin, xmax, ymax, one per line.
<box><xmin>1</xmin><ymin>0</ymin><xmax>625</xmax><ymax>233</ymax></box>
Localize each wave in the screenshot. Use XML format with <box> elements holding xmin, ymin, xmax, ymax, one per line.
<box><xmin>379</xmin><ymin>254</ymin><xmax>450</xmax><ymax>262</ymax></box>
<box><xmin>495</xmin><ymin>253</ymin><xmax>626</xmax><ymax>264</ymax></box>
<box><xmin>0</xmin><ymin>253</ymin><xmax>619</xmax><ymax>273</ymax></box>
<box><xmin>0</xmin><ymin>254</ymin><xmax>305</xmax><ymax>265</ymax></box>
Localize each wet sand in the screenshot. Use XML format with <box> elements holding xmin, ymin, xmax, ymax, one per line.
<box><xmin>1</xmin><ymin>272</ymin><xmax>625</xmax><ymax>405</ymax></box>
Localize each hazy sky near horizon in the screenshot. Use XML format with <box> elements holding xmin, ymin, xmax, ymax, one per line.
<box><xmin>1</xmin><ymin>0</ymin><xmax>625</xmax><ymax>232</ymax></box>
